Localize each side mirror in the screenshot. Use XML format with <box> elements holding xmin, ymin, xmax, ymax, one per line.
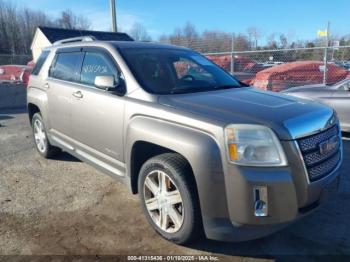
<box><xmin>95</xmin><ymin>75</ymin><xmax>115</xmax><ymax>89</ymax></box>
<box><xmin>94</xmin><ymin>75</ymin><xmax>126</xmax><ymax>96</ymax></box>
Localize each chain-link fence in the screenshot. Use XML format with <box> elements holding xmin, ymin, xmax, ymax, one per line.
<box><xmin>160</xmin><ymin>37</ymin><xmax>350</xmax><ymax>92</ymax></box>
<box><xmin>203</xmin><ymin>46</ymin><xmax>350</xmax><ymax>91</ymax></box>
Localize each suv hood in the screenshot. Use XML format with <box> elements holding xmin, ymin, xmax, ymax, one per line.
<box><xmin>159</xmin><ymin>87</ymin><xmax>334</xmax><ymax>140</ymax></box>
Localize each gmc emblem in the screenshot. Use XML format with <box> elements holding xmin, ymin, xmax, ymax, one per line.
<box><xmin>319</xmin><ymin>135</ymin><xmax>339</xmax><ymax>155</ymax></box>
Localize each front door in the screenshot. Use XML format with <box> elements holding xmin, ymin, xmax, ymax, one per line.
<box><xmin>70</xmin><ymin>50</ymin><xmax>125</xmax><ymax>171</ymax></box>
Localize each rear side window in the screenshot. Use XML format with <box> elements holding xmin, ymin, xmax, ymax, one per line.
<box><xmin>32</xmin><ymin>51</ymin><xmax>50</xmax><ymax>76</ymax></box>
<box><xmin>81</xmin><ymin>52</ymin><xmax>119</xmax><ymax>86</ymax></box>
<box><xmin>50</xmin><ymin>52</ymin><xmax>84</xmax><ymax>82</ymax></box>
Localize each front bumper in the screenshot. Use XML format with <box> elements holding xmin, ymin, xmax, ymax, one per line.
<box><xmin>202</xmin><ymin>136</ymin><xmax>342</xmax><ymax>242</ymax></box>
<box><xmin>203</xmin><ymin>173</ymin><xmax>340</xmax><ymax>242</ymax></box>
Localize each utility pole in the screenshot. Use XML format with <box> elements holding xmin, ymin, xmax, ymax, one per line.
<box><xmin>323</xmin><ymin>21</ymin><xmax>330</xmax><ymax>84</ymax></box>
<box><xmin>110</xmin><ymin>0</ymin><xmax>117</xmax><ymax>32</ymax></box>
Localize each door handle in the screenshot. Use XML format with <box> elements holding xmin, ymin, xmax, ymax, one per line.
<box><xmin>72</xmin><ymin>91</ymin><xmax>83</xmax><ymax>98</ymax></box>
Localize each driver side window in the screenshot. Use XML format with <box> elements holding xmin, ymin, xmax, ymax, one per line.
<box><xmin>81</xmin><ymin>52</ymin><xmax>119</xmax><ymax>86</ymax></box>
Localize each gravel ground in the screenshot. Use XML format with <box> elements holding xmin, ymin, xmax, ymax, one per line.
<box><xmin>1</xmin><ymin>85</ymin><xmax>350</xmax><ymax>261</ymax></box>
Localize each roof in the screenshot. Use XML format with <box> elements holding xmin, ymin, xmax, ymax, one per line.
<box><xmin>111</xmin><ymin>41</ymin><xmax>190</xmax><ymax>50</ymax></box>
<box><xmin>38</xmin><ymin>26</ymin><xmax>134</xmax><ymax>43</ymax></box>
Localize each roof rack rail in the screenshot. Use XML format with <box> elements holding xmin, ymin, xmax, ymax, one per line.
<box><xmin>53</xmin><ymin>36</ymin><xmax>96</xmax><ymax>45</ymax></box>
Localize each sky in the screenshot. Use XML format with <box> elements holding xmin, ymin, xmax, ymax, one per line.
<box><xmin>14</xmin><ymin>0</ymin><xmax>350</xmax><ymax>42</ymax></box>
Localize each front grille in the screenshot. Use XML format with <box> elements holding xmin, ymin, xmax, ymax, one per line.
<box><xmin>297</xmin><ymin>125</ymin><xmax>341</xmax><ymax>182</ymax></box>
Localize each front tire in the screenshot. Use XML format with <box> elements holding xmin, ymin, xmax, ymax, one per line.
<box><xmin>31</xmin><ymin>113</ymin><xmax>60</xmax><ymax>158</ymax></box>
<box><xmin>138</xmin><ymin>153</ymin><xmax>201</xmax><ymax>244</ymax></box>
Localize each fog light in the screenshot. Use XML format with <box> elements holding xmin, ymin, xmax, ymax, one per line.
<box><xmin>254</xmin><ymin>187</ymin><xmax>268</xmax><ymax>217</ymax></box>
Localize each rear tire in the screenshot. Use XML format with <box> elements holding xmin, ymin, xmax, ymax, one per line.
<box><xmin>31</xmin><ymin>113</ymin><xmax>60</xmax><ymax>158</ymax></box>
<box><xmin>138</xmin><ymin>153</ymin><xmax>202</xmax><ymax>244</ymax></box>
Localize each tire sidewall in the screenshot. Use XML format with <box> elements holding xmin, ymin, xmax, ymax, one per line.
<box><xmin>31</xmin><ymin>113</ymin><xmax>49</xmax><ymax>157</ymax></box>
<box><xmin>138</xmin><ymin>160</ymin><xmax>195</xmax><ymax>243</ymax></box>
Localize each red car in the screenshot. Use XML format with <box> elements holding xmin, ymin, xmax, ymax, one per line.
<box><xmin>205</xmin><ymin>55</ymin><xmax>264</xmax><ymax>84</ymax></box>
<box><xmin>0</xmin><ymin>65</ymin><xmax>32</xmax><ymax>87</ymax></box>
<box><xmin>252</xmin><ymin>61</ymin><xmax>349</xmax><ymax>92</ymax></box>
<box><xmin>205</xmin><ymin>55</ymin><xmax>259</xmax><ymax>72</ymax></box>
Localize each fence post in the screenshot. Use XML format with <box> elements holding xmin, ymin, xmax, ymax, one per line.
<box><xmin>230</xmin><ymin>33</ymin><xmax>235</xmax><ymax>75</ymax></box>
<box><xmin>323</xmin><ymin>21</ymin><xmax>330</xmax><ymax>85</ymax></box>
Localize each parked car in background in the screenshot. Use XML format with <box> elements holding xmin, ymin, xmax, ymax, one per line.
<box><xmin>205</xmin><ymin>55</ymin><xmax>264</xmax><ymax>73</ymax></box>
<box><xmin>0</xmin><ymin>65</ymin><xmax>32</xmax><ymax>86</ymax></box>
<box><xmin>253</xmin><ymin>61</ymin><xmax>349</xmax><ymax>92</ymax></box>
<box><xmin>283</xmin><ymin>78</ymin><xmax>350</xmax><ymax>132</ymax></box>
<box><xmin>21</xmin><ymin>67</ymin><xmax>32</xmax><ymax>87</ymax></box>
<box><xmin>27</xmin><ymin>60</ymin><xmax>35</xmax><ymax>68</ymax></box>
<box><xmin>261</xmin><ymin>61</ymin><xmax>284</xmax><ymax>68</ymax></box>
<box><xmin>205</xmin><ymin>55</ymin><xmax>264</xmax><ymax>84</ymax></box>
<box><xmin>332</xmin><ymin>61</ymin><xmax>350</xmax><ymax>71</ymax></box>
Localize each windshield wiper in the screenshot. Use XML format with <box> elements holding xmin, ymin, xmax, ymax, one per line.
<box><xmin>170</xmin><ymin>87</ymin><xmax>207</xmax><ymax>94</ymax></box>
<box><xmin>213</xmin><ymin>84</ymin><xmax>243</xmax><ymax>90</ymax></box>
<box><xmin>170</xmin><ymin>85</ymin><xmax>244</xmax><ymax>94</ymax></box>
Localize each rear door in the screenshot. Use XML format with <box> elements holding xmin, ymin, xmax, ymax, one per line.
<box><xmin>70</xmin><ymin>48</ymin><xmax>125</xmax><ymax>174</ymax></box>
<box><xmin>47</xmin><ymin>50</ymin><xmax>84</xmax><ymax>138</ymax></box>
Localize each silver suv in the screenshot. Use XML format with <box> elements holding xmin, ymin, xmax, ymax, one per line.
<box><xmin>27</xmin><ymin>37</ymin><xmax>343</xmax><ymax>244</ymax></box>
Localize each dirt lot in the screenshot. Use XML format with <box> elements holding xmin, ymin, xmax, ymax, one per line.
<box><xmin>1</xmin><ymin>85</ymin><xmax>350</xmax><ymax>261</ymax></box>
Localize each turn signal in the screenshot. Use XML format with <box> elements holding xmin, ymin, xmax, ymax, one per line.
<box><xmin>228</xmin><ymin>144</ymin><xmax>238</xmax><ymax>161</ymax></box>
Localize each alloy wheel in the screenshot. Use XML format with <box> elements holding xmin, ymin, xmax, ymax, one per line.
<box><xmin>33</xmin><ymin>119</ymin><xmax>47</xmax><ymax>153</ymax></box>
<box><xmin>143</xmin><ymin>170</ymin><xmax>184</xmax><ymax>233</ymax></box>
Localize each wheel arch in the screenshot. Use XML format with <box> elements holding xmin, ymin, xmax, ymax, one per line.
<box><xmin>125</xmin><ymin>116</ymin><xmax>228</xmax><ymax>220</ymax></box>
<box><xmin>130</xmin><ymin>141</ymin><xmax>197</xmax><ymax>194</ymax></box>
<box><xmin>28</xmin><ymin>103</ymin><xmax>41</xmax><ymax>122</ymax></box>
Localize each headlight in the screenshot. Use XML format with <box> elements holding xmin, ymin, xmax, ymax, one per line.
<box><xmin>225</xmin><ymin>124</ymin><xmax>287</xmax><ymax>166</ymax></box>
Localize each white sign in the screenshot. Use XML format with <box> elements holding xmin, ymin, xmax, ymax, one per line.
<box><xmin>332</xmin><ymin>40</ymin><xmax>340</xmax><ymax>50</ymax></box>
<box><xmin>319</xmin><ymin>65</ymin><xmax>328</xmax><ymax>72</ymax></box>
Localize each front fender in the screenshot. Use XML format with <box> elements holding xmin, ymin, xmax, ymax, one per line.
<box><xmin>125</xmin><ymin>116</ymin><xmax>229</xmax><ymax>219</ymax></box>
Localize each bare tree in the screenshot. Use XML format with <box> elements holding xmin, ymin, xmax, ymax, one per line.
<box><xmin>267</xmin><ymin>33</ymin><xmax>278</xmax><ymax>49</ymax></box>
<box><xmin>201</xmin><ymin>30</ymin><xmax>231</xmax><ymax>52</ymax></box>
<box><xmin>182</xmin><ymin>22</ymin><xmax>198</xmax><ymax>48</ymax></box>
<box><xmin>0</xmin><ymin>0</ymin><xmax>92</xmax><ymax>56</ymax></box>
<box><xmin>56</xmin><ymin>9</ymin><xmax>91</xmax><ymax>30</ymax></box>
<box><xmin>247</xmin><ymin>27</ymin><xmax>262</xmax><ymax>49</ymax></box>
<box><xmin>164</xmin><ymin>22</ymin><xmax>199</xmax><ymax>50</ymax></box>
<box><xmin>233</xmin><ymin>33</ymin><xmax>250</xmax><ymax>51</ymax></box>
<box><xmin>279</xmin><ymin>33</ymin><xmax>288</xmax><ymax>48</ymax></box>
<box><xmin>19</xmin><ymin>8</ymin><xmax>54</xmax><ymax>53</ymax></box>
<box><xmin>169</xmin><ymin>28</ymin><xmax>183</xmax><ymax>46</ymax></box>
<box><xmin>129</xmin><ymin>22</ymin><xmax>152</xmax><ymax>41</ymax></box>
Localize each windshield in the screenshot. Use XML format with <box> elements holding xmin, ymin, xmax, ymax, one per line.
<box><xmin>118</xmin><ymin>47</ymin><xmax>244</xmax><ymax>94</ymax></box>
